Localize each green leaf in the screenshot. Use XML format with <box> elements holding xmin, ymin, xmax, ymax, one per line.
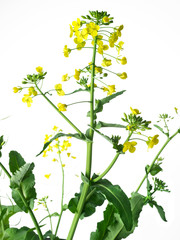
<box><xmin>90</xmin><ymin>204</ymin><xmax>116</xmax><ymax>240</ymax></box>
<box><xmin>96</xmin><ymin>121</ymin><xmax>126</xmax><ymax>129</ymax></box>
<box><xmin>154</xmin><ymin>124</ymin><xmax>168</xmax><ymax>136</ymax></box>
<box><xmin>92</xmin><ymin>179</ymin><xmax>133</xmax><ymax>231</ymax></box>
<box><xmin>5</xmin><ymin>227</ymin><xmax>39</xmax><ymax>240</ymax></box>
<box><xmin>37</xmin><ymin>132</ymin><xmax>89</xmax><ymax>156</ymax></box>
<box><xmin>65</xmin><ymin>88</ymin><xmax>89</xmax><ymax>95</ymax></box>
<box><xmin>10</xmin><ymin>163</ymin><xmax>34</xmax><ymax>188</ymax></box>
<box><xmin>44</xmin><ymin>230</ymin><xmax>65</xmax><ymax>239</ymax></box>
<box><xmin>9</xmin><ymin>151</ymin><xmax>26</xmax><ymax>174</ymax></box>
<box><xmin>148</xmin><ymin>164</ymin><xmax>163</xmax><ymax>176</ymax></box>
<box><xmin>87</xmin><ymin>90</ymin><xmax>126</xmax><ymax>116</ymax></box>
<box><xmin>0</xmin><ymin>135</ymin><xmax>4</xmax><ymax>158</ymax></box>
<box><xmin>148</xmin><ymin>200</ymin><xmax>167</xmax><ymax>222</ymax></box>
<box><xmin>90</xmin><ymin>193</ymin><xmax>145</xmax><ymax>240</ymax></box>
<box><xmin>68</xmin><ymin>184</ymin><xmax>105</xmax><ymax>219</ymax></box>
<box><xmin>10</xmin><ymin>163</ymin><xmax>36</xmax><ymax>212</ymax></box>
<box><xmin>0</xmin><ymin>204</ymin><xmax>22</xmax><ymax>231</ymax></box>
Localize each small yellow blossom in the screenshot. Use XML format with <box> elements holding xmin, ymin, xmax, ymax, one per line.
<box><xmin>123</xmin><ymin>141</ymin><xmax>137</xmax><ymax>153</ymax></box>
<box><xmin>118</xmin><ymin>72</ymin><xmax>127</xmax><ymax>79</ymax></box>
<box><xmin>47</xmin><ymin>145</ymin><xmax>53</xmax><ymax>152</ymax></box>
<box><xmin>44</xmin><ymin>174</ymin><xmax>51</xmax><ymax>179</ymax></box>
<box><xmin>72</xmin><ymin>18</ymin><xmax>81</xmax><ymax>32</ymax></box>
<box><xmin>120</xmin><ymin>57</ymin><xmax>127</xmax><ymax>65</ymax></box>
<box><xmin>102</xmin><ymin>58</ymin><xmax>112</xmax><ymax>67</ymax></box>
<box><xmin>86</xmin><ymin>22</ymin><xmax>100</xmax><ymax>37</ymax></box>
<box><xmin>69</xmin><ymin>24</ymin><xmax>74</xmax><ymax>38</ymax></box>
<box><xmin>74</xmin><ymin>69</ymin><xmax>81</xmax><ymax>80</ymax></box>
<box><xmin>28</xmin><ymin>87</ymin><xmax>37</xmax><ymax>96</ymax></box>
<box><xmin>87</xmin><ymin>83</ymin><xmax>97</xmax><ymax>88</ymax></box>
<box><xmin>63</xmin><ymin>45</ymin><xmax>71</xmax><ymax>57</ymax></box>
<box><xmin>55</xmin><ymin>84</ymin><xmax>65</xmax><ymax>96</ymax></box>
<box><xmin>103</xmin><ymin>16</ymin><xmax>110</xmax><ymax>23</ymax></box>
<box><xmin>44</xmin><ymin>134</ymin><xmax>52</xmax><ymax>143</ymax></box>
<box><xmin>61</xmin><ymin>140</ymin><xmax>71</xmax><ymax>151</ymax></box>
<box><xmin>57</xmin><ymin>103</ymin><xmax>67</xmax><ymax>112</ymax></box>
<box><xmin>95</xmin><ymin>66</ymin><xmax>103</xmax><ymax>74</ymax></box>
<box><xmin>62</xmin><ymin>164</ymin><xmax>65</xmax><ymax>167</ymax></box>
<box><xmin>52</xmin><ymin>126</ymin><xmax>58</xmax><ymax>131</ymax></box>
<box><xmin>43</xmin><ymin>150</ymin><xmax>48</xmax><ymax>157</ymax></box>
<box><xmin>36</xmin><ymin>66</ymin><xmax>43</xmax><ymax>73</ymax></box>
<box><xmin>62</xmin><ymin>74</ymin><xmax>69</xmax><ymax>82</ymax></box>
<box><xmin>67</xmin><ymin>153</ymin><xmax>71</xmax><ymax>157</ymax></box>
<box><xmin>130</xmin><ymin>107</ymin><xmax>141</xmax><ymax>115</ymax></box>
<box><xmin>76</xmin><ymin>41</ymin><xmax>86</xmax><ymax>50</ymax></box>
<box><xmin>71</xmin><ymin>156</ymin><xmax>76</xmax><ymax>159</ymax></box>
<box><xmin>116</xmin><ymin>41</ymin><xmax>124</xmax><ymax>54</ymax></box>
<box><xmin>52</xmin><ymin>158</ymin><xmax>58</xmax><ymax>162</ymax></box>
<box><xmin>146</xmin><ymin>135</ymin><xmax>159</xmax><ymax>149</ymax></box>
<box><xmin>34</xmin><ymin>208</ymin><xmax>38</xmax><ymax>211</ymax></box>
<box><xmin>22</xmin><ymin>94</ymin><xmax>33</xmax><ymax>107</ymax></box>
<box><xmin>13</xmin><ymin>87</ymin><xmax>22</xmax><ymax>93</ymax></box>
<box><xmin>102</xmin><ymin>85</ymin><xmax>116</xmax><ymax>96</ymax></box>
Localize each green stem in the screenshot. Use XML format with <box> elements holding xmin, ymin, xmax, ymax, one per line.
<box><xmin>67</xmin><ymin>101</ymin><xmax>91</xmax><ymax>107</ymax></box>
<box><xmin>85</xmin><ymin>35</ymin><xmax>98</xmax><ymax>179</ymax></box>
<box><xmin>54</xmin><ymin>141</ymin><xmax>65</xmax><ymax>236</ymax></box>
<box><xmin>66</xmin><ymin>182</ymin><xmax>89</xmax><ymax>240</ymax></box>
<box><xmin>0</xmin><ymin>162</ymin><xmax>43</xmax><ymax>239</ymax></box>
<box><xmin>35</xmin><ymin>83</ymin><xmax>83</xmax><ymax>137</ymax></box>
<box><xmin>135</xmin><ymin>130</ymin><xmax>179</xmax><ymax>193</ymax></box>
<box><xmin>18</xmin><ymin>189</ymin><xmax>44</xmax><ymax>240</ymax></box>
<box><xmin>66</xmin><ymin>35</ymin><xmax>98</xmax><ymax>240</ymax></box>
<box><xmin>92</xmin><ymin>132</ymin><xmax>133</xmax><ymax>183</ymax></box>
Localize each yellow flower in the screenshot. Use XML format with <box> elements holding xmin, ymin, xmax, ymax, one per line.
<box><xmin>102</xmin><ymin>16</ymin><xmax>110</xmax><ymax>23</ymax></box>
<box><xmin>13</xmin><ymin>87</ymin><xmax>22</xmax><ymax>93</ymax></box>
<box><xmin>102</xmin><ymin>85</ymin><xmax>116</xmax><ymax>96</ymax></box>
<box><xmin>116</xmin><ymin>41</ymin><xmax>124</xmax><ymax>54</ymax></box>
<box><xmin>57</xmin><ymin>103</ymin><xmax>67</xmax><ymax>111</ymax></box>
<box><xmin>101</xmin><ymin>58</ymin><xmax>112</xmax><ymax>67</ymax></box>
<box><xmin>86</xmin><ymin>22</ymin><xmax>100</xmax><ymax>37</ymax></box>
<box><xmin>69</xmin><ymin>24</ymin><xmax>74</xmax><ymax>38</ymax></box>
<box><xmin>44</xmin><ymin>174</ymin><xmax>51</xmax><ymax>179</ymax></box>
<box><xmin>61</xmin><ymin>140</ymin><xmax>71</xmax><ymax>151</ymax></box>
<box><xmin>52</xmin><ymin>158</ymin><xmax>58</xmax><ymax>162</ymax></box>
<box><xmin>28</xmin><ymin>87</ymin><xmax>37</xmax><ymax>96</ymax></box>
<box><xmin>76</xmin><ymin>41</ymin><xmax>86</xmax><ymax>50</ymax></box>
<box><xmin>109</xmin><ymin>32</ymin><xmax>118</xmax><ymax>47</ymax></box>
<box><xmin>62</xmin><ymin>74</ymin><xmax>69</xmax><ymax>81</ymax></box>
<box><xmin>55</xmin><ymin>84</ymin><xmax>65</xmax><ymax>96</ymax></box>
<box><xmin>130</xmin><ymin>107</ymin><xmax>141</xmax><ymax>115</ymax></box>
<box><xmin>43</xmin><ymin>150</ymin><xmax>48</xmax><ymax>157</ymax></box>
<box><xmin>44</xmin><ymin>134</ymin><xmax>52</xmax><ymax>143</ymax></box>
<box><xmin>72</xmin><ymin>18</ymin><xmax>81</xmax><ymax>32</ymax></box>
<box><xmin>52</xmin><ymin>126</ymin><xmax>58</xmax><ymax>131</ymax></box>
<box><xmin>62</xmin><ymin>164</ymin><xmax>65</xmax><ymax>168</ymax></box>
<box><xmin>123</xmin><ymin>141</ymin><xmax>137</xmax><ymax>153</ymax></box>
<box><xmin>81</xmin><ymin>28</ymin><xmax>89</xmax><ymax>39</ymax></box>
<box><xmin>118</xmin><ymin>72</ymin><xmax>127</xmax><ymax>79</ymax></box>
<box><xmin>97</xmin><ymin>44</ymin><xmax>109</xmax><ymax>55</ymax></box>
<box><xmin>146</xmin><ymin>135</ymin><xmax>159</xmax><ymax>149</ymax></box>
<box><xmin>67</xmin><ymin>152</ymin><xmax>71</xmax><ymax>157</ymax></box>
<box><xmin>74</xmin><ymin>69</ymin><xmax>81</xmax><ymax>80</ymax></box>
<box><xmin>95</xmin><ymin>66</ymin><xmax>103</xmax><ymax>74</ymax></box>
<box><xmin>63</xmin><ymin>45</ymin><xmax>71</xmax><ymax>57</ymax></box>
<box><xmin>22</xmin><ymin>94</ymin><xmax>33</xmax><ymax>107</ymax></box>
<box><xmin>71</xmin><ymin>156</ymin><xmax>76</xmax><ymax>159</ymax></box>
<box><xmin>36</xmin><ymin>66</ymin><xmax>43</xmax><ymax>73</ymax></box>
<box><xmin>120</xmin><ymin>57</ymin><xmax>127</xmax><ymax>65</ymax></box>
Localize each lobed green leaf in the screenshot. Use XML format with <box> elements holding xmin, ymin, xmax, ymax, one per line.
<box><xmin>9</xmin><ymin>151</ymin><xmax>26</xmax><ymax>174</ymax></box>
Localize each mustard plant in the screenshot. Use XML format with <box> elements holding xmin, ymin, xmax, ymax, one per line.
<box><xmin>0</xmin><ymin>10</ymin><xmax>180</xmax><ymax>240</ymax></box>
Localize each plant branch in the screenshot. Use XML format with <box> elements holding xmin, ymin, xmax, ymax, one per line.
<box><xmin>135</xmin><ymin>129</ymin><xmax>179</xmax><ymax>193</ymax></box>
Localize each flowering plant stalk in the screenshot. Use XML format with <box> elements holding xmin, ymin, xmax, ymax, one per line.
<box><xmin>0</xmin><ymin>10</ymin><xmax>180</xmax><ymax>240</ymax></box>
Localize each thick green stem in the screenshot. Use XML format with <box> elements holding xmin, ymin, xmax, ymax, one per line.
<box><xmin>66</xmin><ymin>182</ymin><xmax>89</xmax><ymax>240</ymax></box>
<box><xmin>35</xmin><ymin>83</ymin><xmax>83</xmax><ymax>137</ymax></box>
<box><xmin>135</xmin><ymin>130</ymin><xmax>179</xmax><ymax>193</ymax></box>
<box><xmin>66</xmin><ymin>35</ymin><xmax>98</xmax><ymax>240</ymax></box>
<box><xmin>0</xmin><ymin>163</ymin><xmax>43</xmax><ymax>240</ymax></box>
<box><xmin>85</xmin><ymin>36</ymin><xmax>98</xmax><ymax>179</ymax></box>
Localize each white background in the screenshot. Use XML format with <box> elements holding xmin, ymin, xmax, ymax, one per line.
<box><xmin>0</xmin><ymin>0</ymin><xmax>180</xmax><ymax>239</ymax></box>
